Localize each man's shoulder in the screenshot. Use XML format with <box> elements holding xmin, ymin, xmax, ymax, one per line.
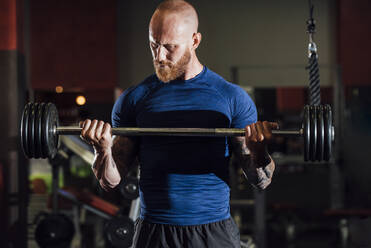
<box><xmin>117</xmin><ymin>74</ymin><xmax>159</xmax><ymax>103</ymax></box>
<box><xmin>130</xmin><ymin>74</ymin><xmax>159</xmax><ymax>95</ymax></box>
<box><xmin>204</xmin><ymin>67</ymin><xmax>227</xmax><ymax>84</ymax></box>
<box><xmin>204</xmin><ymin>67</ymin><xmax>247</xmax><ymax>97</ymax></box>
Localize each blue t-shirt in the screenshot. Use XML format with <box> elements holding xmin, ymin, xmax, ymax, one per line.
<box><xmin>112</xmin><ymin>66</ymin><xmax>257</xmax><ymax>225</ymax></box>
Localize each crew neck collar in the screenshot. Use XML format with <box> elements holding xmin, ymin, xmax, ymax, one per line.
<box><xmin>157</xmin><ymin>66</ymin><xmax>206</xmax><ymax>84</ymax></box>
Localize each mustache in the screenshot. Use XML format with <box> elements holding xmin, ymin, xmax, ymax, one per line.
<box><xmin>154</xmin><ymin>60</ymin><xmax>173</xmax><ymax>67</ymax></box>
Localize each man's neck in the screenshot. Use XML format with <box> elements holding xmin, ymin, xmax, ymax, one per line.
<box><xmin>183</xmin><ymin>56</ymin><xmax>203</xmax><ymax>80</ymax></box>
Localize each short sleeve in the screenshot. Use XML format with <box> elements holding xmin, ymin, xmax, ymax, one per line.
<box><xmin>231</xmin><ymin>87</ymin><xmax>257</xmax><ymax>128</ymax></box>
<box><xmin>111</xmin><ymin>87</ymin><xmax>137</xmax><ymax>128</ymax></box>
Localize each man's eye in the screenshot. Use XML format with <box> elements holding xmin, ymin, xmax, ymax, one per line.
<box><xmin>151</xmin><ymin>43</ymin><xmax>158</xmax><ymax>49</ymax></box>
<box><xmin>165</xmin><ymin>45</ymin><xmax>176</xmax><ymax>51</ymax></box>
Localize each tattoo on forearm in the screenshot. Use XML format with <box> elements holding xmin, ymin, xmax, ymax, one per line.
<box><xmin>231</xmin><ymin>137</ymin><xmax>275</xmax><ymax>189</ymax></box>
<box><xmin>263</xmin><ymin>163</ymin><xmax>274</xmax><ymax>179</ymax></box>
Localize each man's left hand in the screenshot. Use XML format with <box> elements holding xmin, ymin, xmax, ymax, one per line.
<box><xmin>244</xmin><ymin>121</ymin><xmax>279</xmax><ymax>166</ymax></box>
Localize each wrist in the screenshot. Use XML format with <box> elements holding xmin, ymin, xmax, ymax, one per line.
<box><xmin>94</xmin><ymin>146</ymin><xmax>112</xmax><ymax>156</ymax></box>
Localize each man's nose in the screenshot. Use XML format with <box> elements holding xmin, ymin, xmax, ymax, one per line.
<box><xmin>156</xmin><ymin>46</ymin><xmax>167</xmax><ymax>61</ymax></box>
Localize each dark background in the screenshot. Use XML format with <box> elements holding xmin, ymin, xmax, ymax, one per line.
<box><xmin>0</xmin><ymin>0</ymin><xmax>370</xmax><ymax>247</ymax></box>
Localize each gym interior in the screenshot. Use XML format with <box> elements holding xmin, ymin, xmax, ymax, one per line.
<box><xmin>0</xmin><ymin>0</ymin><xmax>370</xmax><ymax>247</ymax></box>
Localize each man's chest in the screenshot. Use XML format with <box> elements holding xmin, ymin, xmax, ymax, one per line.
<box><xmin>135</xmin><ymin>86</ymin><xmax>231</xmax><ymax>128</ymax></box>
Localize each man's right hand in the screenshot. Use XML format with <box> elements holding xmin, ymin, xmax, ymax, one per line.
<box><xmin>79</xmin><ymin>119</ymin><xmax>113</xmax><ymax>153</ymax></box>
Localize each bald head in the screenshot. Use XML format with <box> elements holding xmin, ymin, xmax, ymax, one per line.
<box><xmin>149</xmin><ymin>0</ymin><xmax>203</xmax><ymax>82</ymax></box>
<box><xmin>149</xmin><ymin>0</ymin><xmax>199</xmax><ymax>50</ymax></box>
<box><xmin>150</xmin><ymin>0</ymin><xmax>199</xmax><ymax>36</ymax></box>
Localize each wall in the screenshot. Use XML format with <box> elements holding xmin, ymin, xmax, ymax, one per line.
<box><xmin>0</xmin><ymin>0</ymin><xmax>28</xmax><ymax>246</ymax></box>
<box><xmin>118</xmin><ymin>0</ymin><xmax>337</xmax><ymax>89</ymax></box>
<box><xmin>338</xmin><ymin>0</ymin><xmax>371</xmax><ymax>86</ymax></box>
<box><xmin>30</xmin><ymin>0</ymin><xmax>117</xmax><ymax>91</ymax></box>
<box><xmin>338</xmin><ymin>0</ymin><xmax>371</xmax><ymax>209</ymax></box>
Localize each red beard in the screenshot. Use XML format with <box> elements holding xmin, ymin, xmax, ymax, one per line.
<box><xmin>153</xmin><ymin>50</ymin><xmax>191</xmax><ymax>83</ymax></box>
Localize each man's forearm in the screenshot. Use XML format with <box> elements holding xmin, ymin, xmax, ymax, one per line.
<box><xmin>243</xmin><ymin>153</ymin><xmax>275</xmax><ymax>190</ymax></box>
<box><xmin>92</xmin><ymin>149</ymin><xmax>121</xmax><ymax>190</ymax></box>
<box><xmin>232</xmin><ymin>136</ymin><xmax>275</xmax><ymax>189</ymax></box>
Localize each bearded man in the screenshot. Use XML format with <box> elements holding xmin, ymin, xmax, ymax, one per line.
<box><xmin>80</xmin><ymin>0</ymin><xmax>276</xmax><ymax>247</ymax></box>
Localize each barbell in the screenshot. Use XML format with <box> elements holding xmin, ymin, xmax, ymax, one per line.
<box><xmin>20</xmin><ymin>102</ymin><xmax>334</xmax><ymax>162</ymax></box>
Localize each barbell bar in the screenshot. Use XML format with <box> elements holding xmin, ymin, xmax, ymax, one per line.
<box><xmin>20</xmin><ymin>102</ymin><xmax>334</xmax><ymax>162</ymax></box>
<box><xmin>57</xmin><ymin>126</ymin><xmax>302</xmax><ymax>136</ymax></box>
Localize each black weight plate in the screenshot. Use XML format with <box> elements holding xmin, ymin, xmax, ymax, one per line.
<box><xmin>41</xmin><ymin>103</ymin><xmax>50</xmax><ymax>159</ymax></box>
<box><xmin>35</xmin><ymin>213</ymin><xmax>75</xmax><ymax>248</ymax></box>
<box><xmin>303</xmin><ymin>105</ymin><xmax>310</xmax><ymax>161</ymax></box>
<box><xmin>35</xmin><ymin>103</ymin><xmax>46</xmax><ymax>159</ymax></box>
<box><xmin>21</xmin><ymin>103</ymin><xmax>32</xmax><ymax>158</ymax></box>
<box><xmin>38</xmin><ymin>103</ymin><xmax>47</xmax><ymax>158</ymax></box>
<box><xmin>28</xmin><ymin>103</ymin><xmax>38</xmax><ymax>158</ymax></box>
<box><xmin>120</xmin><ymin>177</ymin><xmax>139</xmax><ymax>200</ymax></box>
<box><xmin>49</xmin><ymin>103</ymin><xmax>60</xmax><ymax>158</ymax></box>
<box><xmin>316</xmin><ymin>105</ymin><xmax>324</xmax><ymax>161</ymax></box>
<box><xmin>25</xmin><ymin>103</ymin><xmax>34</xmax><ymax>158</ymax></box>
<box><xmin>42</xmin><ymin>103</ymin><xmax>60</xmax><ymax>159</ymax></box>
<box><xmin>33</xmin><ymin>103</ymin><xmax>41</xmax><ymax>159</ymax></box>
<box><xmin>309</xmin><ymin>105</ymin><xmax>317</xmax><ymax>162</ymax></box>
<box><xmin>105</xmin><ymin>216</ymin><xmax>134</xmax><ymax>248</ymax></box>
<box><xmin>324</xmin><ymin>105</ymin><xmax>332</xmax><ymax>161</ymax></box>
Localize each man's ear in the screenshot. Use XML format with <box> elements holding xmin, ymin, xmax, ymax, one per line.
<box><xmin>192</xmin><ymin>32</ymin><xmax>202</xmax><ymax>50</ymax></box>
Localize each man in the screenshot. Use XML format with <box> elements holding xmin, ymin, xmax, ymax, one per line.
<box><xmin>80</xmin><ymin>0</ymin><xmax>277</xmax><ymax>247</ymax></box>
